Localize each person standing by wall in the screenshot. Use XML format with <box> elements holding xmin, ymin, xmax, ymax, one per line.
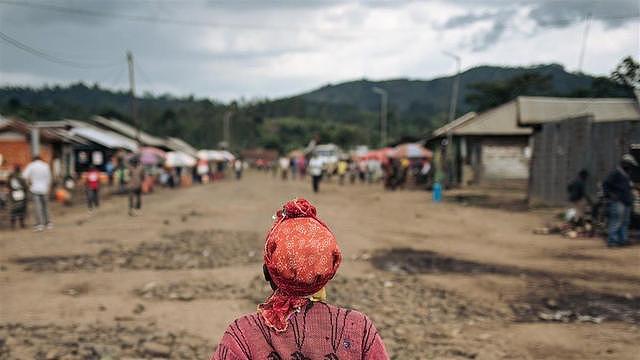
<box><xmin>7</xmin><ymin>165</ymin><xmax>28</xmax><ymax>229</ymax></box>
<box><xmin>23</xmin><ymin>155</ymin><xmax>52</xmax><ymax>231</ymax></box>
<box><xmin>85</xmin><ymin>165</ymin><xmax>101</xmax><ymax>213</ymax></box>
<box><xmin>603</xmin><ymin>154</ymin><xmax>638</xmax><ymax>247</ymax></box>
<box><xmin>128</xmin><ymin>159</ymin><xmax>144</xmax><ymax>216</ymax></box>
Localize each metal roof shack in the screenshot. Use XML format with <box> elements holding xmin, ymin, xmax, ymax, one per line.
<box><xmin>428</xmin><ymin>101</ymin><xmax>532</xmax><ymax>187</ymax></box>
<box><xmin>428</xmin><ymin>96</ymin><xmax>640</xmax><ymax>188</ymax></box>
<box><xmin>0</xmin><ymin>116</ymin><xmax>84</xmax><ymax>179</ymax></box>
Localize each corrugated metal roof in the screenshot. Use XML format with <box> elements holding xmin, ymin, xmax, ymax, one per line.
<box><xmin>48</xmin><ymin>120</ymin><xmax>140</xmax><ymax>151</ymax></box>
<box><xmin>1</xmin><ymin>116</ymin><xmax>81</xmax><ymax>143</ymax></box>
<box><xmin>165</xmin><ymin>137</ymin><xmax>198</xmax><ymax>157</ymax></box>
<box><xmin>91</xmin><ymin>116</ymin><xmax>167</xmax><ymax>147</ymax></box>
<box><xmin>517</xmin><ymin>96</ymin><xmax>640</xmax><ymax>125</ymax></box>
<box><xmin>432</xmin><ymin>112</ymin><xmax>476</xmax><ymax>137</ymax></box>
<box><xmin>431</xmin><ymin>100</ymin><xmax>531</xmax><ymax>137</ymax></box>
<box><xmin>430</xmin><ymin>96</ymin><xmax>640</xmax><ymax>139</ymax></box>
<box><xmin>70</xmin><ymin>127</ymin><xmax>138</xmax><ymax>151</ymax></box>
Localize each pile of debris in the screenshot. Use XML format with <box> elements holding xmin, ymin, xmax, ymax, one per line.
<box><xmin>533</xmin><ymin>221</ymin><xmax>596</xmax><ymax>239</ymax></box>
<box><xmin>0</xmin><ymin>322</ymin><xmax>212</xmax><ymax>359</ymax></box>
<box><xmin>12</xmin><ymin>230</ymin><xmax>261</xmax><ymax>272</ymax></box>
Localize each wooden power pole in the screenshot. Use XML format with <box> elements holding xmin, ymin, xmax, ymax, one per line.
<box><xmin>223</xmin><ymin>110</ymin><xmax>232</xmax><ymax>149</ymax></box>
<box><xmin>126</xmin><ymin>50</ymin><xmax>140</xmax><ymax>144</ymax></box>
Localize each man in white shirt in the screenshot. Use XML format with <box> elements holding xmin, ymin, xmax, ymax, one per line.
<box><xmin>308</xmin><ymin>155</ymin><xmax>323</xmax><ymax>193</ymax></box>
<box><xmin>22</xmin><ymin>156</ymin><xmax>53</xmax><ymax>231</ymax></box>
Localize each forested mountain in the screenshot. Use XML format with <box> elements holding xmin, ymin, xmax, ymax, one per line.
<box><xmin>0</xmin><ymin>63</ymin><xmax>633</xmax><ymax>152</ymax></box>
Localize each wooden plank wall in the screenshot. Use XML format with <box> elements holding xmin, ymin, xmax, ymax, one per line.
<box><xmin>529</xmin><ymin>117</ymin><xmax>640</xmax><ymax>206</ymax></box>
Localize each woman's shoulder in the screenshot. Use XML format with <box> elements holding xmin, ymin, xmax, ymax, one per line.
<box><xmin>222</xmin><ymin>303</ymin><xmax>376</xmax><ymax>334</ymax></box>
<box><xmin>314</xmin><ymin>302</ymin><xmax>373</xmax><ymax>321</ymax></box>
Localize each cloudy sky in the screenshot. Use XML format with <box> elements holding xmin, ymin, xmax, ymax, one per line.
<box><xmin>0</xmin><ymin>0</ymin><xmax>638</xmax><ymax>101</ymax></box>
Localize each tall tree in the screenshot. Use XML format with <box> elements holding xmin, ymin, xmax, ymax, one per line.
<box><xmin>611</xmin><ymin>56</ymin><xmax>639</xmax><ymax>89</ymax></box>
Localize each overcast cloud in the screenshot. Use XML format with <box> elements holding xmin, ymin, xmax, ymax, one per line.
<box><xmin>0</xmin><ymin>0</ymin><xmax>637</xmax><ymax>101</ymax></box>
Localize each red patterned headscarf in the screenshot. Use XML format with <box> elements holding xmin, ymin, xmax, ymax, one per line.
<box><xmin>258</xmin><ymin>198</ymin><xmax>342</xmax><ymax>332</ymax></box>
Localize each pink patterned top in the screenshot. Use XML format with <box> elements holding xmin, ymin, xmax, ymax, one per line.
<box><xmin>211</xmin><ymin>302</ymin><xmax>389</xmax><ymax>360</ymax></box>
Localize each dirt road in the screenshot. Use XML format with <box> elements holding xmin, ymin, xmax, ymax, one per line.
<box><xmin>1</xmin><ymin>172</ymin><xmax>639</xmax><ymax>359</ymax></box>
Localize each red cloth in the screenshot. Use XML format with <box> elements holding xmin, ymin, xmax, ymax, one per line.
<box><xmin>259</xmin><ymin>198</ymin><xmax>342</xmax><ymax>332</ymax></box>
<box><xmin>86</xmin><ymin>170</ymin><xmax>100</xmax><ymax>190</ymax></box>
<box><xmin>212</xmin><ymin>302</ymin><xmax>389</xmax><ymax>360</ymax></box>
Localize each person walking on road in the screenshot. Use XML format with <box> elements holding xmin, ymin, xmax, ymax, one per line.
<box><xmin>7</xmin><ymin>165</ymin><xmax>28</xmax><ymax>229</ymax></box>
<box><xmin>210</xmin><ymin>198</ymin><xmax>389</xmax><ymax>360</ymax></box>
<box><xmin>234</xmin><ymin>158</ymin><xmax>244</xmax><ymax>180</ymax></box>
<box><xmin>279</xmin><ymin>156</ymin><xmax>290</xmax><ymax>181</ymax></box>
<box><xmin>309</xmin><ymin>155</ymin><xmax>323</xmax><ymax>193</ymax></box>
<box><xmin>23</xmin><ymin>155</ymin><xmax>52</xmax><ymax>231</ymax></box>
<box><xmin>85</xmin><ymin>165</ymin><xmax>101</xmax><ymax>213</ymax></box>
<box><xmin>128</xmin><ymin>160</ymin><xmax>144</xmax><ymax>216</ymax></box>
<box><xmin>603</xmin><ymin>154</ymin><xmax>637</xmax><ymax>247</ymax></box>
<box><xmin>337</xmin><ymin>158</ymin><xmax>348</xmax><ymax>185</ymax></box>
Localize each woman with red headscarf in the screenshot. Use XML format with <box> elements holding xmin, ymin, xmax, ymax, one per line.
<box><xmin>211</xmin><ymin>198</ymin><xmax>389</xmax><ymax>360</ymax></box>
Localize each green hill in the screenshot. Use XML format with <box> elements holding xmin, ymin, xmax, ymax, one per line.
<box><xmin>0</xmin><ymin>63</ymin><xmax>632</xmax><ymax>151</ymax></box>
<box><xmin>300</xmin><ymin>64</ymin><xmax>596</xmax><ymax>113</ymax></box>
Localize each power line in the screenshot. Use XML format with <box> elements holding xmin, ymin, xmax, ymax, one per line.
<box><xmin>0</xmin><ymin>0</ymin><xmax>297</xmax><ymax>31</ymax></box>
<box><xmin>2</xmin><ymin>0</ymin><xmax>637</xmax><ymax>33</ymax></box>
<box><xmin>0</xmin><ymin>30</ymin><xmax>120</xmax><ymax>68</ymax></box>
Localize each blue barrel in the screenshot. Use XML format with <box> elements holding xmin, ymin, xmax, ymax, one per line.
<box><xmin>432</xmin><ymin>182</ymin><xmax>442</xmax><ymax>203</ymax></box>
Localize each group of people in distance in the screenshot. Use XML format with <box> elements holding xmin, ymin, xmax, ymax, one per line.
<box><xmin>4</xmin><ymin>154</ymin><xmax>146</xmax><ymax>231</ymax></box>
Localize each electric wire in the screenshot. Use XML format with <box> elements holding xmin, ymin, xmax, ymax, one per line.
<box><xmin>0</xmin><ymin>30</ymin><xmax>120</xmax><ymax>68</ymax></box>
<box><xmin>1</xmin><ymin>0</ymin><xmax>637</xmax><ymax>32</ymax></box>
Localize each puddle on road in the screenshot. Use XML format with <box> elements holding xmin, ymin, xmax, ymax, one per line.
<box><xmin>372</xmin><ymin>248</ymin><xmax>640</xmax><ymax>325</ymax></box>
<box><xmin>512</xmin><ymin>281</ymin><xmax>640</xmax><ymax>325</ymax></box>
<box><xmin>12</xmin><ymin>229</ymin><xmax>261</xmax><ymax>272</ymax></box>
<box><xmin>371</xmin><ymin>248</ymin><xmax>540</xmax><ymax>276</ymax></box>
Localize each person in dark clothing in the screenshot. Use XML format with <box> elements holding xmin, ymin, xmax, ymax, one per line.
<box><xmin>128</xmin><ymin>160</ymin><xmax>144</xmax><ymax>216</ymax></box>
<box><xmin>603</xmin><ymin>154</ymin><xmax>638</xmax><ymax>247</ymax></box>
<box><xmin>567</xmin><ymin>169</ymin><xmax>591</xmax><ymax>223</ymax></box>
<box><xmin>7</xmin><ymin>165</ymin><xmax>28</xmax><ymax>229</ymax></box>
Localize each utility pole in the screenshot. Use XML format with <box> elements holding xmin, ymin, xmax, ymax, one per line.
<box><xmin>223</xmin><ymin>110</ymin><xmax>232</xmax><ymax>149</ymax></box>
<box><xmin>126</xmin><ymin>50</ymin><xmax>139</xmax><ymax>144</ymax></box>
<box><xmin>443</xmin><ymin>51</ymin><xmax>461</xmax><ymax>186</ymax></box>
<box><xmin>372</xmin><ymin>87</ymin><xmax>388</xmax><ymax>147</ymax></box>
<box><xmin>577</xmin><ymin>13</ymin><xmax>591</xmax><ymax>73</ymax></box>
